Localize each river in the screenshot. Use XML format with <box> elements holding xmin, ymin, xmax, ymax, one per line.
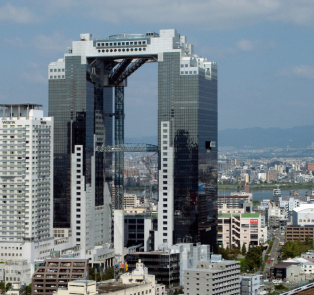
<box><xmin>218</xmin><ymin>189</ymin><xmax>310</xmax><ymax>201</ymax></box>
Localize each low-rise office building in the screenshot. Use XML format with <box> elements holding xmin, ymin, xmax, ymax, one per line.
<box><xmin>286</xmin><ymin>225</ymin><xmax>314</xmax><ymax>242</ymax></box>
<box><xmin>301</xmin><ymin>250</ymin><xmax>314</xmax><ymax>259</ymax></box>
<box><xmin>31</xmin><ymin>258</ymin><xmax>89</xmax><ymax>295</ymax></box>
<box><xmin>292</xmin><ymin>204</ymin><xmax>314</xmax><ymax>226</ymax></box>
<box><xmin>270</xmin><ymin>262</ymin><xmax>301</xmax><ymax>279</ymax></box>
<box><xmin>183</xmin><ymin>255</ymin><xmax>240</xmax><ymax>295</ymax></box>
<box><xmin>218</xmin><ymin>213</ymin><xmax>263</xmax><ymax>249</ymax></box>
<box><xmin>283</xmin><ymin>257</ymin><xmax>314</xmax><ymax>274</ymax></box>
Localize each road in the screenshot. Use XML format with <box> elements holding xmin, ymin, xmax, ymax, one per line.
<box><xmin>263</xmin><ymin>229</ymin><xmax>285</xmax><ymax>277</ymax></box>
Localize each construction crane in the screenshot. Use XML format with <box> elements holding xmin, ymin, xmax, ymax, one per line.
<box><xmin>139</xmin><ymin>152</ymin><xmax>157</xmax><ymax>219</ymax></box>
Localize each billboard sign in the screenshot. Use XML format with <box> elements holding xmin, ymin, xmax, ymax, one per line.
<box><xmin>250</xmin><ymin>219</ymin><xmax>258</xmax><ymax>225</ymax></box>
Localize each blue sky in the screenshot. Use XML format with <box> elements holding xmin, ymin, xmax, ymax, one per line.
<box><xmin>0</xmin><ymin>0</ymin><xmax>314</xmax><ymax>137</ymax></box>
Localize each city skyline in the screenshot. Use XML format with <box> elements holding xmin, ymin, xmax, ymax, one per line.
<box><xmin>0</xmin><ymin>1</ymin><xmax>314</xmax><ymax>137</ymax></box>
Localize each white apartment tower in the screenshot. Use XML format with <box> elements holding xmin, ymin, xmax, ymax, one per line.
<box><xmin>0</xmin><ymin>104</ymin><xmax>54</xmax><ymax>283</ymax></box>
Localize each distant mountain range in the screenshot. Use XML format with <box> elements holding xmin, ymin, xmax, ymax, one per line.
<box><xmin>126</xmin><ymin>125</ymin><xmax>314</xmax><ymax>149</ymax></box>
<box><xmin>219</xmin><ymin>125</ymin><xmax>314</xmax><ymax>149</ymax></box>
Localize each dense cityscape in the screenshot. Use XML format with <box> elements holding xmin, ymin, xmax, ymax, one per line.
<box><xmin>1</xmin><ymin>2</ymin><xmax>314</xmax><ymax>295</ymax></box>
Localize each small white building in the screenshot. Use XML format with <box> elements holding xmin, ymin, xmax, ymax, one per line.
<box><xmin>293</xmin><ymin>204</ymin><xmax>314</xmax><ymax>226</ymax></box>
<box><xmin>283</xmin><ymin>257</ymin><xmax>314</xmax><ymax>274</ymax></box>
<box><xmin>240</xmin><ymin>274</ymin><xmax>261</xmax><ymax>295</ymax></box>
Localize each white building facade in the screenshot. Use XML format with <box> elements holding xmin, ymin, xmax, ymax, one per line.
<box><xmin>0</xmin><ymin>103</ymin><xmax>54</xmax><ymax>283</ymax></box>
<box><xmin>293</xmin><ymin>204</ymin><xmax>314</xmax><ymax>226</ymax></box>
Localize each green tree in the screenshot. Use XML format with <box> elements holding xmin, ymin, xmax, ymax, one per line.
<box><xmin>305</xmin><ymin>236</ymin><xmax>313</xmax><ymax>247</ymax></box>
<box><xmin>275</xmin><ymin>284</ymin><xmax>288</xmax><ymax>291</ymax></box>
<box><xmin>241</xmin><ymin>243</ymin><xmax>247</xmax><ymax>255</ymax></box>
<box><xmin>217</xmin><ymin>246</ymin><xmax>230</xmax><ymax>260</ymax></box>
<box><xmin>243</xmin><ymin>245</ymin><xmax>263</xmax><ymax>271</ymax></box>
<box><xmin>25</xmin><ymin>284</ymin><xmax>32</xmax><ymax>295</ymax></box>
<box><xmin>0</xmin><ymin>281</ymin><xmax>5</xmax><ymax>290</ymax></box>
<box><xmin>6</xmin><ymin>283</ymin><xmax>12</xmax><ymax>292</ymax></box>
<box><xmin>103</xmin><ymin>267</ymin><xmax>114</xmax><ymax>280</ymax></box>
<box><xmin>89</xmin><ymin>267</ymin><xmax>114</xmax><ymax>281</ymax></box>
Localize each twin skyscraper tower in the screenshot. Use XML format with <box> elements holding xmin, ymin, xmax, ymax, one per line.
<box><xmin>48</xmin><ymin>29</ymin><xmax>218</xmax><ymax>256</ymax></box>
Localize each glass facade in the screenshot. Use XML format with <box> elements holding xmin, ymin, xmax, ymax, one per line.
<box><xmin>158</xmin><ymin>52</ymin><xmax>218</xmax><ymax>250</ymax></box>
<box><xmin>49</xmin><ymin>56</ymin><xmax>113</xmax><ymax>228</ymax></box>
<box><xmin>126</xmin><ymin>252</ymin><xmax>180</xmax><ymax>288</ymax></box>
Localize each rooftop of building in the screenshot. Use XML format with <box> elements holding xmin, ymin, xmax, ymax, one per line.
<box><xmin>218</xmin><ymin>195</ymin><xmax>251</xmax><ymax>198</ymax></box>
<box><xmin>128</xmin><ymin>251</ymin><xmax>174</xmax><ymax>255</ymax></box>
<box><xmin>97</xmin><ymin>281</ymin><xmax>150</xmax><ymax>293</ymax></box>
<box><xmin>218</xmin><ymin>213</ymin><xmax>260</xmax><ymax>218</ymax></box>
<box><xmin>0</xmin><ymin>103</ymin><xmax>43</xmax><ymax>108</ymax></box>
<box><xmin>293</xmin><ymin>204</ymin><xmax>314</xmax><ymax>212</ymax></box>
<box><xmin>185</xmin><ymin>260</ymin><xmax>239</xmax><ymax>273</ymax></box>
<box><xmin>286</xmin><ymin>225</ymin><xmax>314</xmax><ymax>228</ymax></box>
<box><xmin>271</xmin><ymin>262</ymin><xmax>301</xmax><ymax>269</ymax></box>
<box><xmin>70</xmin><ymin>280</ymin><xmax>94</xmax><ymax>283</ymax></box>
<box><xmin>283</xmin><ymin>258</ymin><xmax>314</xmax><ymax>264</ymax></box>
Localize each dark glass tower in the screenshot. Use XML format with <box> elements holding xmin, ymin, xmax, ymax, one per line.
<box><xmin>48</xmin><ymin>56</ymin><xmax>113</xmax><ymax>228</ymax></box>
<box><xmin>157</xmin><ymin>52</ymin><xmax>218</xmax><ymax>250</ymax></box>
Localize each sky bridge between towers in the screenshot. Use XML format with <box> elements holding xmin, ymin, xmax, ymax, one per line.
<box><xmin>49</xmin><ymin>29</ymin><xmax>217</xmax><ymax>258</ymax></box>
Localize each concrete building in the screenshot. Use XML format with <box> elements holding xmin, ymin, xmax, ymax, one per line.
<box><xmin>0</xmin><ymin>260</ymin><xmax>31</xmax><ymax>286</ymax></box>
<box><xmin>124</xmin><ymin>193</ymin><xmax>138</xmax><ymax>208</ymax></box>
<box><xmin>0</xmin><ymin>104</ymin><xmax>54</xmax><ymax>283</ymax></box>
<box><xmin>31</xmin><ymin>258</ymin><xmax>89</xmax><ymax>295</ymax></box>
<box><xmin>268</xmin><ymin>169</ymin><xmax>278</xmax><ymax>182</ymax></box>
<box><xmin>286</xmin><ymin>225</ymin><xmax>314</xmax><ymax>242</ymax></box>
<box><xmin>301</xmin><ymin>250</ymin><xmax>314</xmax><ymax>259</ymax></box>
<box><xmin>292</xmin><ymin>204</ymin><xmax>314</xmax><ymax>226</ymax></box>
<box><xmin>283</xmin><ymin>257</ymin><xmax>314</xmax><ymax>274</ymax></box>
<box><xmin>124</xmin><ymin>213</ymin><xmax>157</xmax><ymax>247</ymax></box>
<box><xmin>218</xmin><ymin>192</ymin><xmax>253</xmax><ymax>209</ymax></box>
<box><xmin>218</xmin><ymin>213</ymin><xmax>263</xmax><ymax>249</ymax></box>
<box><xmin>270</xmin><ymin>262</ymin><xmax>301</xmax><ymax>279</ymax></box>
<box><xmin>53</xmin><ymin>280</ymin><xmax>96</xmax><ymax>295</ymax></box>
<box><xmin>240</xmin><ymin>275</ymin><xmax>260</xmax><ymax>295</ymax></box>
<box><xmin>6</xmin><ymin>283</ymin><xmax>26</xmax><ymax>295</ymax></box>
<box><xmin>54</xmin><ymin>259</ymin><xmax>157</xmax><ymax>295</ymax></box>
<box><xmin>307</xmin><ymin>163</ymin><xmax>314</xmax><ymax>171</ymax></box>
<box><xmin>169</xmin><ymin>243</ymin><xmax>210</xmax><ymax>286</ymax></box>
<box><xmin>183</xmin><ymin>255</ymin><xmax>240</xmax><ymax>295</ymax></box>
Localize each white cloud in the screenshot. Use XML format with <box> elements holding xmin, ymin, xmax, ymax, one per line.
<box><xmin>83</xmin><ymin>0</ymin><xmax>314</xmax><ymax>29</ymax></box>
<box><xmin>33</xmin><ymin>32</ymin><xmax>72</xmax><ymax>52</ymax></box>
<box><xmin>200</xmin><ymin>39</ymin><xmax>277</xmax><ymax>59</ymax></box>
<box><xmin>237</xmin><ymin>39</ymin><xmax>255</xmax><ymax>51</ymax></box>
<box><xmin>277</xmin><ymin>65</ymin><xmax>314</xmax><ymax>79</ymax></box>
<box><xmin>0</xmin><ymin>3</ymin><xmax>35</xmax><ymax>23</ymax></box>
<box><xmin>20</xmin><ymin>62</ymin><xmax>47</xmax><ymax>84</ymax></box>
<box><xmin>4</xmin><ymin>37</ymin><xmax>25</xmax><ymax>48</ymax></box>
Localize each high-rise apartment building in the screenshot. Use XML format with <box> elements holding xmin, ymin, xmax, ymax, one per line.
<box><xmin>0</xmin><ymin>104</ymin><xmax>54</xmax><ymax>283</ymax></box>
<box><xmin>49</xmin><ymin>29</ymin><xmax>217</xmax><ymax>254</ymax></box>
